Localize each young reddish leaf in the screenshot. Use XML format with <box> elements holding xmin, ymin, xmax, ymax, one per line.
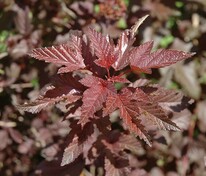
<box><xmin>18</xmin><ymin>15</ymin><xmax>195</xmax><ymax>172</ymax></box>
<box><xmin>148</xmin><ymin>49</ymin><xmax>195</xmax><ymax>68</ymax></box>
<box><xmin>130</xmin><ymin>47</ymin><xmax>195</xmax><ymax>74</ymax></box>
<box><xmin>13</xmin><ymin>6</ymin><xmax>33</xmax><ymax>35</ymax></box>
<box><xmin>82</xmin><ymin>35</ymin><xmax>107</xmax><ymax>77</ymax></box>
<box><xmin>103</xmin><ymin>89</ymin><xmax>151</xmax><ymax>146</ymax></box>
<box><xmin>79</xmin><ymin>80</ymin><xmax>116</xmax><ymax>126</ymax></box>
<box><xmin>48</xmin><ymin>73</ymin><xmax>85</xmax><ymax>95</ymax></box>
<box><xmin>113</xmin><ymin>15</ymin><xmax>149</xmax><ymax>71</ymax></box>
<box><xmin>79</xmin><ymin>75</ymin><xmax>101</xmax><ymax>87</ymax></box>
<box><xmin>61</xmin><ymin>136</ymin><xmax>83</xmax><ymax>166</ymax></box>
<box><xmin>103</xmin><ymin>93</ymin><xmax>120</xmax><ymax>117</ymax></box>
<box><xmin>102</xmin><ymin>132</ymin><xmax>140</xmax><ymax>154</ymax></box>
<box><xmin>29</xmin><ymin>40</ymin><xmax>85</xmax><ymax>73</ymax></box>
<box><xmin>120</xmin><ymin>108</ymin><xmax>151</xmax><ymax>146</ymax></box>
<box><xmin>86</xmin><ymin>28</ymin><xmax>116</xmax><ymax>68</ymax></box>
<box><xmin>129</xmin><ymin>41</ymin><xmax>154</xmax><ymax>74</ymax></box>
<box><xmin>113</xmin><ymin>30</ymin><xmax>132</xmax><ymax>70</ymax></box>
<box><xmin>133</xmin><ymin>88</ymin><xmax>151</xmax><ymax>102</ymax></box>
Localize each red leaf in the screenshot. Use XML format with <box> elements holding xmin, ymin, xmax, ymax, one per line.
<box><xmin>133</xmin><ymin>88</ymin><xmax>151</xmax><ymax>102</ymax></box>
<box><xmin>113</xmin><ymin>15</ymin><xmax>149</xmax><ymax>71</ymax></box>
<box><xmin>149</xmin><ymin>86</ymin><xmax>184</xmax><ymax>107</ymax></box>
<box><xmin>86</xmin><ymin>28</ymin><xmax>116</xmax><ymax>68</ymax></box>
<box><xmin>29</xmin><ymin>38</ymin><xmax>85</xmax><ymax>73</ymax></box>
<box><xmin>129</xmin><ymin>41</ymin><xmax>154</xmax><ymax>74</ymax></box>
<box><xmin>79</xmin><ymin>80</ymin><xmax>116</xmax><ymax>126</ymax></box>
<box><xmin>47</xmin><ymin>73</ymin><xmax>85</xmax><ymax>96</ymax></box>
<box><xmin>103</xmin><ymin>89</ymin><xmax>151</xmax><ymax>146</ymax></box>
<box><xmin>130</xmin><ymin>45</ymin><xmax>195</xmax><ymax>74</ymax></box>
<box><xmin>79</xmin><ymin>75</ymin><xmax>101</xmax><ymax>87</ymax></box>
<box><xmin>129</xmin><ymin>79</ymin><xmax>150</xmax><ymax>88</ymax></box>
<box><xmin>148</xmin><ymin>49</ymin><xmax>195</xmax><ymax>68</ymax></box>
<box><xmin>113</xmin><ymin>30</ymin><xmax>132</xmax><ymax>70</ymax></box>
<box><xmin>82</xmin><ymin>36</ymin><xmax>107</xmax><ymax>77</ymax></box>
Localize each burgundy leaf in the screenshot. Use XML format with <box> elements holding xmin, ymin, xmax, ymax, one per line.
<box><xmin>129</xmin><ymin>41</ymin><xmax>154</xmax><ymax>74</ymax></box>
<box><xmin>149</xmin><ymin>86</ymin><xmax>184</xmax><ymax>107</ymax></box>
<box><xmin>148</xmin><ymin>49</ymin><xmax>195</xmax><ymax>68</ymax></box>
<box><xmin>82</xmin><ymin>35</ymin><xmax>107</xmax><ymax>77</ymax></box>
<box><xmin>130</xmin><ymin>46</ymin><xmax>195</xmax><ymax>74</ymax></box>
<box><xmin>86</xmin><ymin>28</ymin><xmax>116</xmax><ymax>68</ymax></box>
<box><xmin>46</xmin><ymin>73</ymin><xmax>84</xmax><ymax>97</ymax></box>
<box><xmin>35</xmin><ymin>155</ymin><xmax>84</xmax><ymax>176</ymax></box>
<box><xmin>133</xmin><ymin>88</ymin><xmax>151</xmax><ymax>103</ymax></box>
<box><xmin>17</xmin><ymin>14</ymin><xmax>195</xmax><ymax>173</ymax></box>
<box><xmin>0</xmin><ymin>130</ymin><xmax>10</xmax><ymax>150</ymax></box>
<box><xmin>130</xmin><ymin>15</ymin><xmax>149</xmax><ymax>36</ymax></box>
<box><xmin>113</xmin><ymin>30</ymin><xmax>132</xmax><ymax>70</ymax></box>
<box><xmin>79</xmin><ymin>81</ymin><xmax>116</xmax><ymax>126</ymax></box>
<box><xmin>129</xmin><ymin>79</ymin><xmax>150</xmax><ymax>88</ymax></box>
<box><xmin>29</xmin><ymin>41</ymin><xmax>85</xmax><ymax>73</ymax></box>
<box><xmin>103</xmin><ymin>89</ymin><xmax>151</xmax><ymax>146</ymax></box>
<box><xmin>79</xmin><ymin>75</ymin><xmax>101</xmax><ymax>87</ymax></box>
<box><xmin>113</xmin><ymin>15</ymin><xmax>149</xmax><ymax>71</ymax></box>
<box><xmin>138</xmin><ymin>102</ymin><xmax>180</xmax><ymax>131</ymax></box>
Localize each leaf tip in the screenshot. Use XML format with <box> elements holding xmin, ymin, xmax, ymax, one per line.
<box><xmin>131</xmin><ymin>14</ymin><xmax>150</xmax><ymax>36</ymax></box>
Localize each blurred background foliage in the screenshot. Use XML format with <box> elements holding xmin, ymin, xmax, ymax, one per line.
<box><xmin>0</xmin><ymin>0</ymin><xmax>206</xmax><ymax>175</ymax></box>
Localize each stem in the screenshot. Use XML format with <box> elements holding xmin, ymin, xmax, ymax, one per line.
<box><xmin>107</xmin><ymin>68</ymin><xmax>110</xmax><ymax>78</ymax></box>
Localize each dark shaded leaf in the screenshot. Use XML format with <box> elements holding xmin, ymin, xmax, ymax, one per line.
<box><xmin>61</xmin><ymin>136</ymin><xmax>83</xmax><ymax>166</ymax></box>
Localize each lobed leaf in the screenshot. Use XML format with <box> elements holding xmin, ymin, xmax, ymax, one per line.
<box><xmin>129</xmin><ymin>41</ymin><xmax>154</xmax><ymax>73</ymax></box>
<box><xmin>113</xmin><ymin>15</ymin><xmax>149</xmax><ymax>71</ymax></box>
<box><xmin>113</xmin><ymin>30</ymin><xmax>132</xmax><ymax>70</ymax></box>
<box><xmin>104</xmin><ymin>89</ymin><xmax>151</xmax><ymax>146</ymax></box>
<box><xmin>130</xmin><ymin>46</ymin><xmax>195</xmax><ymax>74</ymax></box>
<box><xmin>148</xmin><ymin>49</ymin><xmax>195</xmax><ymax>69</ymax></box>
<box><xmin>79</xmin><ymin>80</ymin><xmax>116</xmax><ymax>126</ymax></box>
<box><xmin>79</xmin><ymin>75</ymin><xmax>102</xmax><ymax>87</ymax></box>
<box><xmin>138</xmin><ymin>102</ymin><xmax>180</xmax><ymax>131</ymax></box>
<box><xmin>29</xmin><ymin>40</ymin><xmax>85</xmax><ymax>73</ymax></box>
<box><xmin>86</xmin><ymin>28</ymin><xmax>116</xmax><ymax>68</ymax></box>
